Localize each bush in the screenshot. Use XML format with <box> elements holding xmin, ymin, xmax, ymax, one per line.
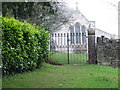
<box><xmin>2</xmin><ymin>17</ymin><xmax>49</xmax><ymax>75</ymax></box>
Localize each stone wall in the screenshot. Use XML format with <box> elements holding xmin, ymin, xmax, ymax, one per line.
<box><xmin>96</xmin><ymin>36</ymin><xmax>120</xmax><ymax>67</ymax></box>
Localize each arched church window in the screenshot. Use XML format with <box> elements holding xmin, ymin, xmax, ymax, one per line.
<box><xmin>75</xmin><ymin>22</ymin><xmax>81</xmax><ymax>44</ymax></box>
<box><xmin>69</xmin><ymin>26</ymin><xmax>74</xmax><ymax>44</ymax></box>
<box><xmin>81</xmin><ymin>25</ymin><xmax>86</xmax><ymax>44</ymax></box>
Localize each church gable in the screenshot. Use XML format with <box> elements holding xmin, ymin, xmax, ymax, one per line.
<box><xmin>50</xmin><ymin>3</ymin><xmax>117</xmax><ymax>53</ymax></box>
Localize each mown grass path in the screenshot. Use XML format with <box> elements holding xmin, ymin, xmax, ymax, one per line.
<box><xmin>2</xmin><ymin>64</ymin><xmax>118</xmax><ymax>88</ymax></box>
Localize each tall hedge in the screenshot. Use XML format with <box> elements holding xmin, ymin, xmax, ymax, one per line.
<box><xmin>2</xmin><ymin>17</ymin><xmax>49</xmax><ymax>75</ymax></box>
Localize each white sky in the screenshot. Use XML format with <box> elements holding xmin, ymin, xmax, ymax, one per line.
<box><xmin>64</xmin><ymin>0</ymin><xmax>119</xmax><ymax>35</ymax></box>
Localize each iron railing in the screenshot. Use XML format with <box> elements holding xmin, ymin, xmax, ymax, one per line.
<box><xmin>49</xmin><ymin>32</ymin><xmax>88</xmax><ymax>64</ymax></box>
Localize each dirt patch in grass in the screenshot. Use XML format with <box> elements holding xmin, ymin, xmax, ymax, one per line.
<box><xmin>45</xmin><ymin>59</ymin><xmax>63</xmax><ymax>65</ymax></box>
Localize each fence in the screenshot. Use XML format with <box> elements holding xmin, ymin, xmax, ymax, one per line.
<box><xmin>49</xmin><ymin>32</ymin><xmax>88</xmax><ymax>64</ymax></box>
<box><xmin>49</xmin><ymin>30</ymin><xmax>120</xmax><ymax>67</ymax></box>
<box><xmin>96</xmin><ymin>36</ymin><xmax>120</xmax><ymax>67</ymax></box>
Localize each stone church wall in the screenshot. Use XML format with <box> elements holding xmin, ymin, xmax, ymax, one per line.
<box><xmin>96</xmin><ymin>36</ymin><xmax>120</xmax><ymax>67</ymax></box>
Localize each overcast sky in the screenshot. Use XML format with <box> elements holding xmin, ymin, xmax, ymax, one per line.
<box><xmin>64</xmin><ymin>0</ymin><xmax>119</xmax><ymax>35</ymax></box>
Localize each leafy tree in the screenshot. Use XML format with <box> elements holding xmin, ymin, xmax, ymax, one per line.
<box><xmin>2</xmin><ymin>2</ymin><xmax>73</xmax><ymax>31</ymax></box>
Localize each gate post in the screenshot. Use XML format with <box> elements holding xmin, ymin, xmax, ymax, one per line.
<box><xmin>88</xmin><ymin>28</ymin><xmax>96</xmax><ymax>64</ymax></box>
<box><xmin>67</xmin><ymin>33</ymin><xmax>69</xmax><ymax>64</ymax></box>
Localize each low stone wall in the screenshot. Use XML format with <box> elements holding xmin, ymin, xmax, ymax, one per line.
<box><xmin>96</xmin><ymin>36</ymin><xmax>120</xmax><ymax>67</ymax></box>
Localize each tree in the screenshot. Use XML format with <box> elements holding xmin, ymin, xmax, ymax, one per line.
<box><xmin>2</xmin><ymin>1</ymin><xmax>74</xmax><ymax>31</ymax></box>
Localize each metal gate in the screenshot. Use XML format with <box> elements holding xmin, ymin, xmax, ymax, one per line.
<box><xmin>49</xmin><ymin>32</ymin><xmax>88</xmax><ymax>64</ymax></box>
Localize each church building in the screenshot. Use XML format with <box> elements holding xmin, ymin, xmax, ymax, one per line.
<box><xmin>50</xmin><ymin>3</ymin><xmax>117</xmax><ymax>53</ymax></box>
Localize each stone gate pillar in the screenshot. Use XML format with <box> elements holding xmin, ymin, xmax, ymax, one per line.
<box><xmin>88</xmin><ymin>28</ymin><xmax>96</xmax><ymax>64</ymax></box>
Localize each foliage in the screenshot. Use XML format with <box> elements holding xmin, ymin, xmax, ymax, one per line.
<box><xmin>2</xmin><ymin>17</ymin><xmax>49</xmax><ymax>75</ymax></box>
<box><xmin>2</xmin><ymin>2</ymin><xmax>57</xmax><ymax>20</ymax></box>
<box><xmin>2</xmin><ymin>2</ymin><xmax>73</xmax><ymax>31</ymax></box>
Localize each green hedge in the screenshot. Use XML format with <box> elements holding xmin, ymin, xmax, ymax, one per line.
<box><xmin>2</xmin><ymin>17</ymin><xmax>49</xmax><ymax>75</ymax></box>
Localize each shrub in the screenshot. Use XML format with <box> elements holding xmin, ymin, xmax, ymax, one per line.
<box><xmin>2</xmin><ymin>17</ymin><xmax>49</xmax><ymax>75</ymax></box>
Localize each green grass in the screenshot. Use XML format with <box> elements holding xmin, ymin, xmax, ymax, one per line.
<box><xmin>49</xmin><ymin>52</ymin><xmax>88</xmax><ymax>64</ymax></box>
<box><xmin>2</xmin><ymin>64</ymin><xmax>118</xmax><ymax>88</ymax></box>
<box><xmin>0</xmin><ymin>79</ymin><xmax>1</xmax><ymax>89</ymax></box>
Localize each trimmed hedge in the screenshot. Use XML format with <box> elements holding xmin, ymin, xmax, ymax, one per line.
<box><xmin>2</xmin><ymin>17</ymin><xmax>49</xmax><ymax>75</ymax></box>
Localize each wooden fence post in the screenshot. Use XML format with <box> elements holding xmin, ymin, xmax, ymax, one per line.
<box><xmin>88</xmin><ymin>28</ymin><xmax>96</xmax><ymax>64</ymax></box>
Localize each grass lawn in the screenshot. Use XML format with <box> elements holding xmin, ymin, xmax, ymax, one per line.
<box><xmin>2</xmin><ymin>64</ymin><xmax>118</xmax><ymax>88</ymax></box>
<box><xmin>0</xmin><ymin>79</ymin><xmax>1</xmax><ymax>89</ymax></box>
<box><xmin>49</xmin><ymin>52</ymin><xmax>88</xmax><ymax>64</ymax></box>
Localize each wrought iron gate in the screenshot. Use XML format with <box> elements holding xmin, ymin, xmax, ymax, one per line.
<box><xmin>49</xmin><ymin>32</ymin><xmax>88</xmax><ymax>64</ymax></box>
